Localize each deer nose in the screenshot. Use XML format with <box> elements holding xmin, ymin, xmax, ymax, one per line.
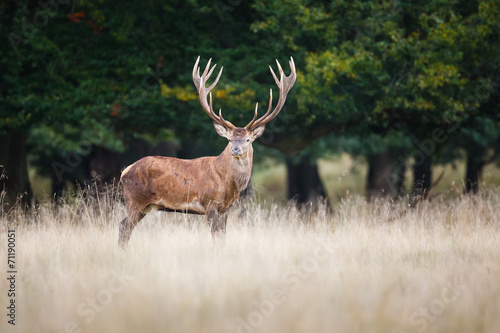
<box><xmin>231</xmin><ymin>147</ymin><xmax>243</xmax><ymax>156</ymax></box>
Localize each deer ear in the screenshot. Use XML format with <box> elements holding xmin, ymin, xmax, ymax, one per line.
<box><xmin>213</xmin><ymin>122</ymin><xmax>231</xmax><ymax>139</ymax></box>
<box><xmin>251</xmin><ymin>125</ymin><xmax>266</xmax><ymax>139</ymax></box>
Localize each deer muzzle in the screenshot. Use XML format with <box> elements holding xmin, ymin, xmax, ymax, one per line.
<box><xmin>231</xmin><ymin>147</ymin><xmax>243</xmax><ymax>156</ymax></box>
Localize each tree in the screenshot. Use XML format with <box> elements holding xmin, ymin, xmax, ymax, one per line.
<box><xmin>252</xmin><ymin>0</ymin><xmax>500</xmax><ymax>198</ymax></box>
<box><xmin>0</xmin><ymin>0</ymin><xmax>67</xmax><ymax>206</ymax></box>
<box><xmin>2</xmin><ymin>0</ymin><xmax>275</xmax><ymax>202</ymax></box>
<box><xmin>452</xmin><ymin>1</ymin><xmax>500</xmax><ymax>193</ymax></box>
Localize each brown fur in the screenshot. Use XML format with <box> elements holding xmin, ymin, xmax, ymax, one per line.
<box><xmin>118</xmin><ymin>130</ymin><xmax>254</xmax><ymax>246</ymax></box>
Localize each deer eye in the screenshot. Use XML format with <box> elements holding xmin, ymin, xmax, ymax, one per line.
<box><xmin>246</xmin><ymin>139</ymin><xmax>250</xmax><ymax>142</ymax></box>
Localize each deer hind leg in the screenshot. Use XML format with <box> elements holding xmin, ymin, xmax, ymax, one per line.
<box><xmin>118</xmin><ymin>208</ymin><xmax>146</xmax><ymax>248</ymax></box>
<box><xmin>208</xmin><ymin>209</ymin><xmax>228</xmax><ymax>237</ymax></box>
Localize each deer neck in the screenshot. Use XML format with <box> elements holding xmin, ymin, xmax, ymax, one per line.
<box><xmin>217</xmin><ymin>145</ymin><xmax>253</xmax><ymax>192</ymax></box>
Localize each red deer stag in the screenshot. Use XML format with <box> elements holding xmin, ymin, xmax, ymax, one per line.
<box><xmin>118</xmin><ymin>56</ymin><xmax>296</xmax><ymax>246</ymax></box>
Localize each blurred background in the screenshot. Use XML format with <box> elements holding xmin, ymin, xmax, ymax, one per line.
<box><xmin>1</xmin><ymin>0</ymin><xmax>499</xmax><ymax>207</ymax></box>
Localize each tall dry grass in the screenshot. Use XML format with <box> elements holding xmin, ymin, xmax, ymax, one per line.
<box><xmin>1</xmin><ymin>187</ymin><xmax>499</xmax><ymax>333</ymax></box>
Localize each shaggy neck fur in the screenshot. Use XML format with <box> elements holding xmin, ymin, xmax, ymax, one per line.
<box><xmin>217</xmin><ymin>145</ymin><xmax>253</xmax><ymax>192</ymax></box>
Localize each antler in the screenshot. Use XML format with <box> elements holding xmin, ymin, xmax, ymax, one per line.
<box><xmin>245</xmin><ymin>57</ymin><xmax>296</xmax><ymax>131</ymax></box>
<box><xmin>193</xmin><ymin>56</ymin><xmax>235</xmax><ymax>129</ymax></box>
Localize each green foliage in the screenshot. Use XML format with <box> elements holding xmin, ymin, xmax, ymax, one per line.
<box><xmin>1</xmin><ymin>0</ymin><xmax>499</xmax><ymax>191</ymax></box>
<box><xmin>251</xmin><ymin>0</ymin><xmax>500</xmax><ymax>163</ymax></box>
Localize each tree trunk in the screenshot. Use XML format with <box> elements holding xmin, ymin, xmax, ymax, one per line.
<box><xmin>366</xmin><ymin>149</ymin><xmax>396</xmax><ymax>199</ymax></box>
<box><xmin>394</xmin><ymin>152</ymin><xmax>407</xmax><ymax>197</ymax></box>
<box><xmin>89</xmin><ymin>146</ymin><xmax>123</xmax><ymax>186</ymax></box>
<box><xmin>286</xmin><ymin>154</ymin><xmax>329</xmax><ymax>207</ymax></box>
<box><xmin>465</xmin><ymin>145</ymin><xmax>486</xmax><ymax>193</ymax></box>
<box><xmin>366</xmin><ymin>147</ymin><xmax>407</xmax><ymax>200</ymax></box>
<box><xmin>51</xmin><ymin>173</ymin><xmax>65</xmax><ymax>200</ymax></box>
<box><xmin>412</xmin><ymin>153</ymin><xmax>432</xmax><ymax>198</ymax></box>
<box><xmin>0</xmin><ymin>131</ymin><xmax>33</xmax><ymax>207</ymax></box>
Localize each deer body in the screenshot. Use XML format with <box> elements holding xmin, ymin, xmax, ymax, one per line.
<box><xmin>118</xmin><ymin>57</ymin><xmax>295</xmax><ymax>246</ymax></box>
<box><xmin>121</xmin><ymin>144</ymin><xmax>253</xmax><ymax>216</ymax></box>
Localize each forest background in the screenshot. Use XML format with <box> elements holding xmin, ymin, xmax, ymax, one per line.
<box><xmin>1</xmin><ymin>0</ymin><xmax>500</xmax><ymax>207</ymax></box>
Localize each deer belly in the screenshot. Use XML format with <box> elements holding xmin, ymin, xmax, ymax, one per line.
<box><xmin>153</xmin><ymin>198</ymin><xmax>206</xmax><ymax>214</ymax></box>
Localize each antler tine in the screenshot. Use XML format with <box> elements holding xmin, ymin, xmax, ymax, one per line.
<box><xmin>219</xmin><ymin>108</ymin><xmax>229</xmax><ymax>124</ymax></box>
<box><xmin>290</xmin><ymin>56</ymin><xmax>296</xmax><ymax>74</ymax></box>
<box><xmin>269</xmin><ymin>65</ymin><xmax>280</xmax><ymax>87</ymax></box>
<box><xmin>245</xmin><ymin>101</ymin><xmax>261</xmax><ymax>129</ymax></box>
<box><xmin>209</xmin><ymin>92</ymin><xmax>214</xmax><ymax>115</ymax></box>
<box><xmin>209</xmin><ymin>92</ymin><xmax>233</xmax><ymax>128</ymax></box>
<box><xmin>206</xmin><ymin>63</ymin><xmax>217</xmax><ymax>81</ymax></box>
<box><xmin>250</xmin><ymin>103</ymin><xmax>259</xmax><ymax>123</ymax></box>
<box><xmin>208</xmin><ymin>66</ymin><xmax>223</xmax><ymax>91</ymax></box>
<box><xmin>193</xmin><ymin>56</ymin><xmax>200</xmax><ymax>75</ymax></box>
<box><xmin>192</xmin><ymin>56</ymin><xmax>201</xmax><ymax>89</ymax></box>
<box><xmin>276</xmin><ymin>59</ymin><xmax>284</xmax><ymax>81</ymax></box>
<box><xmin>246</xmin><ymin>89</ymin><xmax>273</xmax><ymax>129</ymax></box>
<box><xmin>245</xmin><ymin>57</ymin><xmax>296</xmax><ymax>130</ymax></box>
<box><xmin>192</xmin><ymin>57</ymin><xmax>235</xmax><ymax>129</ymax></box>
<box><xmin>202</xmin><ymin>58</ymin><xmax>212</xmax><ymax>78</ymax></box>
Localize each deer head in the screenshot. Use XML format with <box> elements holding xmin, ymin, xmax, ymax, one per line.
<box><xmin>192</xmin><ymin>56</ymin><xmax>297</xmax><ymax>159</ymax></box>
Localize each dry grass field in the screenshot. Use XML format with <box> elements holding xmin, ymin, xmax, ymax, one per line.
<box><xmin>1</xmin><ymin>188</ymin><xmax>500</xmax><ymax>333</ymax></box>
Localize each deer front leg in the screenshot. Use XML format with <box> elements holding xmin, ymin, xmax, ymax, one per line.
<box><xmin>118</xmin><ymin>209</ymin><xmax>145</xmax><ymax>248</ymax></box>
<box><xmin>208</xmin><ymin>208</ymin><xmax>228</xmax><ymax>237</ymax></box>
